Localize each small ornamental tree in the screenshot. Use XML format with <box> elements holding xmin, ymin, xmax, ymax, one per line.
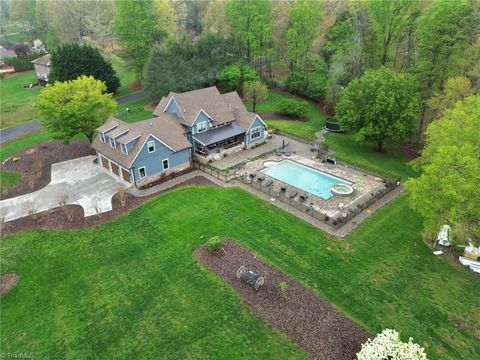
<box><xmin>335</xmin><ymin>67</ymin><xmax>420</xmax><ymax>152</ymax></box>
<box><xmin>207</xmin><ymin>236</ymin><xmax>223</xmax><ymax>252</ymax></box>
<box><xmin>49</xmin><ymin>43</ymin><xmax>120</xmax><ymax>93</ymax></box>
<box><xmin>357</xmin><ymin>329</ymin><xmax>428</xmax><ymax>360</ymax></box>
<box><xmin>219</xmin><ymin>64</ymin><xmax>259</xmax><ymax>91</ymax></box>
<box><xmin>243</xmin><ymin>80</ymin><xmax>268</xmax><ymax>112</ymax></box>
<box><xmin>34</xmin><ymin>76</ymin><xmax>116</xmax><ymax>144</ymax></box>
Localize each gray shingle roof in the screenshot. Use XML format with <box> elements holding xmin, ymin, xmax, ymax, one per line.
<box><xmin>153</xmin><ymin>86</ymin><xmax>235</xmax><ymax>127</ymax></box>
<box><xmin>193</xmin><ymin>121</ymin><xmax>245</xmax><ymax>146</ymax></box>
<box><xmin>31</xmin><ymin>53</ymin><xmax>50</xmax><ymax>66</ymax></box>
<box><xmin>92</xmin><ymin>114</ymin><xmax>191</xmax><ymax>169</ymax></box>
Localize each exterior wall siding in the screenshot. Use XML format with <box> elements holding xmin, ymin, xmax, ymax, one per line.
<box><xmin>245</xmin><ymin>116</ymin><xmax>266</xmax><ymax>147</ymax></box>
<box><xmin>165</xmin><ymin>98</ymin><xmax>184</xmax><ymax>120</ymax></box>
<box><xmin>191</xmin><ymin>111</ymin><xmax>211</xmax><ymax>135</ymax></box>
<box><xmin>131</xmin><ymin>135</ymin><xmax>191</xmax><ymax>183</ymax></box>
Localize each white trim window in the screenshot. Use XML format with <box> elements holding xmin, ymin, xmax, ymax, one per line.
<box><xmin>250</xmin><ymin>126</ymin><xmax>262</xmax><ymax>141</ymax></box>
<box><xmin>138</xmin><ymin>166</ymin><xmax>147</xmax><ymax>179</ymax></box>
<box><xmin>109</xmin><ymin>137</ymin><xmax>116</xmax><ymax>149</ymax></box>
<box><xmin>196</xmin><ymin>121</ymin><xmax>207</xmax><ymax>133</ymax></box>
<box><xmin>99</xmin><ymin>132</ymin><xmax>106</xmax><ymax>143</ymax></box>
<box><xmin>120</xmin><ymin>143</ymin><xmax>128</xmax><ymax>155</ymax></box>
<box><xmin>162</xmin><ymin>159</ymin><xmax>169</xmax><ymax>170</ymax></box>
<box><xmin>147</xmin><ymin>140</ymin><xmax>155</xmax><ymax>153</ymax></box>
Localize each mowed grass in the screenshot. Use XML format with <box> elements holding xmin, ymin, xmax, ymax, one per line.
<box><xmin>324</xmin><ymin>132</ymin><xmax>418</xmax><ymax>180</ymax></box>
<box><xmin>0</xmin><ymin>71</ymin><xmax>41</xmax><ymax>129</ymax></box>
<box><xmin>2</xmin><ymin>187</ymin><xmax>479</xmax><ymax>359</ymax></box>
<box><xmin>116</xmin><ymin>98</ymin><xmax>154</xmax><ymax>123</ymax></box>
<box><xmin>245</xmin><ymin>90</ymin><xmax>326</xmax><ymax>140</ymax></box>
<box><xmin>110</xmin><ymin>54</ymin><xmax>140</xmax><ymax>98</ymax></box>
<box><xmin>0</xmin><ymin>171</ymin><xmax>21</xmax><ymax>193</ymax></box>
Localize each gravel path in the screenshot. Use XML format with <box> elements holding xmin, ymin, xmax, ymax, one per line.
<box><xmin>195</xmin><ymin>240</ymin><xmax>371</xmax><ymax>360</ymax></box>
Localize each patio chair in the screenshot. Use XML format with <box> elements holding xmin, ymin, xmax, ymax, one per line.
<box><xmin>280</xmin><ymin>186</ymin><xmax>287</xmax><ymax>192</ymax></box>
<box><xmin>249</xmin><ymin>173</ymin><xmax>256</xmax><ymax>179</ymax></box>
<box><xmin>257</xmin><ymin>176</ymin><xmax>264</xmax><ymax>182</ymax></box>
<box><xmin>299</xmin><ymin>194</ymin><xmax>307</xmax><ymax>202</ymax></box>
<box><xmin>263</xmin><ymin>179</ymin><xmax>273</xmax><ymax>187</ymax></box>
<box><xmin>287</xmin><ymin>190</ymin><xmax>298</xmax><ymax>198</ymax></box>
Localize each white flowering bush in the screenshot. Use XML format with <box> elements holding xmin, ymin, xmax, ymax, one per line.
<box><xmin>32</xmin><ymin>39</ymin><xmax>46</xmax><ymax>54</ymax></box>
<box><xmin>357</xmin><ymin>329</ymin><xmax>428</xmax><ymax>360</ymax></box>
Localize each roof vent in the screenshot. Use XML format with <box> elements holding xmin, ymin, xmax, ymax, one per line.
<box><xmin>183</xmin><ymin>109</ymin><xmax>186</xmax><ymax>113</ymax></box>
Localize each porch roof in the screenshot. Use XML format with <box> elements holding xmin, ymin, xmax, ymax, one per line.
<box><xmin>193</xmin><ymin>121</ymin><xmax>245</xmax><ymax>146</ymax></box>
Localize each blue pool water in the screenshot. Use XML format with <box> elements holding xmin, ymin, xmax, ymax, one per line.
<box><xmin>261</xmin><ymin>160</ymin><xmax>352</xmax><ymax>200</ymax></box>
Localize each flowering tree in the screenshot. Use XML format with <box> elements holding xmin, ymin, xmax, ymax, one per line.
<box><xmin>357</xmin><ymin>329</ymin><xmax>428</xmax><ymax>360</ymax></box>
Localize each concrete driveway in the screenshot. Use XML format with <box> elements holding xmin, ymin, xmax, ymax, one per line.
<box><xmin>0</xmin><ymin>156</ymin><xmax>130</xmax><ymax>222</ymax></box>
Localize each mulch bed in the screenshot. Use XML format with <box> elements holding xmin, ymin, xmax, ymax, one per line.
<box><xmin>0</xmin><ymin>273</ymin><xmax>19</xmax><ymax>297</ymax></box>
<box><xmin>1</xmin><ymin>140</ymin><xmax>95</xmax><ymax>200</ymax></box>
<box><xmin>1</xmin><ymin>176</ymin><xmax>216</xmax><ymax>236</ymax></box>
<box><xmin>257</xmin><ymin>111</ymin><xmax>307</xmax><ymax>122</ymax></box>
<box><xmin>194</xmin><ymin>240</ymin><xmax>371</xmax><ymax>360</ymax></box>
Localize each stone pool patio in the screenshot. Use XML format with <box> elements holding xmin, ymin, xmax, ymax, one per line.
<box><xmin>238</xmin><ymin>154</ymin><xmax>387</xmax><ymax>218</ymax></box>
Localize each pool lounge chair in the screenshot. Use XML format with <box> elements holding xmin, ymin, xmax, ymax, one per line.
<box><xmin>263</xmin><ymin>179</ymin><xmax>273</xmax><ymax>187</ymax></box>
<box><xmin>299</xmin><ymin>194</ymin><xmax>308</xmax><ymax>202</ymax></box>
<box><xmin>249</xmin><ymin>173</ymin><xmax>256</xmax><ymax>179</ymax></box>
<box><xmin>287</xmin><ymin>190</ymin><xmax>298</xmax><ymax>198</ymax></box>
<box><xmin>257</xmin><ymin>176</ymin><xmax>264</xmax><ymax>182</ymax></box>
<box><xmin>280</xmin><ymin>186</ymin><xmax>287</xmax><ymax>192</ymax></box>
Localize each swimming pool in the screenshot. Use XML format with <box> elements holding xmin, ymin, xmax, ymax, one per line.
<box><xmin>261</xmin><ymin>160</ymin><xmax>353</xmax><ymax>200</ymax></box>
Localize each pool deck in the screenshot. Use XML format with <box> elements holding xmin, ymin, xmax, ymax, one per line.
<box><xmin>239</xmin><ymin>154</ymin><xmax>386</xmax><ymax>218</ymax></box>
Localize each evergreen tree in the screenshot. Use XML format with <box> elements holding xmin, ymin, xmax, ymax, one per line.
<box><xmin>49</xmin><ymin>43</ymin><xmax>120</xmax><ymax>94</ymax></box>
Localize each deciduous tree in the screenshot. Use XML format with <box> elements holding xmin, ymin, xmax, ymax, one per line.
<box><xmin>152</xmin><ymin>0</ymin><xmax>177</xmax><ymax>39</ymax></box>
<box><xmin>335</xmin><ymin>67</ymin><xmax>420</xmax><ymax>152</ymax></box>
<box><xmin>114</xmin><ymin>0</ymin><xmax>160</xmax><ymax>79</ymax></box>
<box><xmin>406</xmin><ymin>95</ymin><xmax>480</xmax><ymax>242</ymax></box>
<box><xmin>34</xmin><ymin>76</ymin><xmax>116</xmax><ymax>144</ymax></box>
<box><xmin>426</xmin><ymin>76</ymin><xmax>474</xmax><ymax>119</ymax></box>
<box><xmin>243</xmin><ymin>80</ymin><xmax>268</xmax><ymax>112</ymax></box>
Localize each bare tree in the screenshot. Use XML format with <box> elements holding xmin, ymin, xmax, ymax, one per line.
<box><xmin>26</xmin><ymin>173</ymin><xmax>36</xmax><ymax>189</ymax></box>
<box><xmin>32</xmin><ymin>153</ymin><xmax>45</xmax><ymax>178</ymax></box>
<box><xmin>26</xmin><ymin>202</ymin><xmax>38</xmax><ymax>220</ymax></box>
<box><xmin>115</xmin><ymin>186</ymin><xmax>128</xmax><ymax>207</ymax></box>
<box><xmin>57</xmin><ymin>194</ymin><xmax>75</xmax><ymax>222</ymax></box>
<box><xmin>0</xmin><ymin>208</ymin><xmax>8</xmax><ymax>232</ymax></box>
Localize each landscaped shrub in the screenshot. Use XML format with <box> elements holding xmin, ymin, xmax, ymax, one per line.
<box><xmin>278</xmin><ymin>99</ymin><xmax>309</xmax><ymax>119</ymax></box>
<box><xmin>207</xmin><ymin>236</ymin><xmax>223</xmax><ymax>252</ymax></box>
<box><xmin>4</xmin><ymin>54</ymin><xmax>38</xmax><ymax>72</ymax></box>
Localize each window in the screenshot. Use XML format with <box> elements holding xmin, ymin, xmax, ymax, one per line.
<box><xmin>250</xmin><ymin>126</ymin><xmax>262</xmax><ymax>140</ymax></box>
<box><xmin>162</xmin><ymin>159</ymin><xmax>169</xmax><ymax>170</ymax></box>
<box><xmin>99</xmin><ymin>132</ymin><xmax>105</xmax><ymax>143</ymax></box>
<box><xmin>138</xmin><ymin>166</ymin><xmax>146</xmax><ymax>179</ymax></box>
<box><xmin>147</xmin><ymin>140</ymin><xmax>155</xmax><ymax>153</ymax></box>
<box><xmin>109</xmin><ymin>137</ymin><xmax>116</xmax><ymax>149</ymax></box>
<box><xmin>196</xmin><ymin>121</ymin><xmax>207</xmax><ymax>133</ymax></box>
<box><xmin>120</xmin><ymin>143</ymin><xmax>128</xmax><ymax>155</ymax></box>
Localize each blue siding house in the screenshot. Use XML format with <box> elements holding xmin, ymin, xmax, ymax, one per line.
<box><xmin>93</xmin><ymin>86</ymin><xmax>267</xmax><ymax>185</ymax></box>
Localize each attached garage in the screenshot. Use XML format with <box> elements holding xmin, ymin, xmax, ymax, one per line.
<box><xmin>121</xmin><ymin>168</ymin><xmax>131</xmax><ymax>183</ymax></box>
<box><xmin>111</xmin><ymin>162</ymin><xmax>120</xmax><ymax>176</ymax></box>
<box><xmin>100</xmin><ymin>155</ymin><xmax>109</xmax><ymax>169</ymax></box>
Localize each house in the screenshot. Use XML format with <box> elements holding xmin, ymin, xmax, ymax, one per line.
<box><xmin>92</xmin><ymin>86</ymin><xmax>267</xmax><ymax>186</ymax></box>
<box><xmin>0</xmin><ymin>45</ymin><xmax>16</xmax><ymax>69</ymax></box>
<box><xmin>31</xmin><ymin>53</ymin><xmax>50</xmax><ymax>85</ymax></box>
<box><xmin>153</xmin><ymin>86</ymin><xmax>267</xmax><ymax>156</ymax></box>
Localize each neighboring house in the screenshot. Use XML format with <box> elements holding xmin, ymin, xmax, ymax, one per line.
<box><xmin>0</xmin><ymin>45</ymin><xmax>16</xmax><ymax>67</ymax></box>
<box><xmin>31</xmin><ymin>53</ymin><xmax>50</xmax><ymax>85</ymax></box>
<box><xmin>93</xmin><ymin>86</ymin><xmax>267</xmax><ymax>186</ymax></box>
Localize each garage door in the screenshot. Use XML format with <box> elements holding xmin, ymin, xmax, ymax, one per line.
<box><xmin>100</xmin><ymin>156</ymin><xmax>109</xmax><ymax>169</ymax></box>
<box><xmin>111</xmin><ymin>162</ymin><xmax>120</xmax><ymax>176</ymax></box>
<box><xmin>121</xmin><ymin>168</ymin><xmax>131</xmax><ymax>183</ymax></box>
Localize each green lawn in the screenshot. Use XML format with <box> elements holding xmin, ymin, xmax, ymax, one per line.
<box><xmin>0</xmin><ymin>131</ymin><xmax>54</xmax><ymax>161</ymax></box>
<box><xmin>110</xmin><ymin>54</ymin><xmax>141</xmax><ymax>98</ymax></box>
<box><xmin>324</xmin><ymin>133</ymin><xmax>419</xmax><ymax>180</ymax></box>
<box><xmin>0</xmin><ymin>71</ymin><xmax>41</xmax><ymax>129</ymax></box>
<box><xmin>1</xmin><ymin>187</ymin><xmax>478</xmax><ymax>359</ymax></box>
<box><xmin>0</xmin><ymin>171</ymin><xmax>21</xmax><ymax>193</ymax></box>
<box><xmin>245</xmin><ymin>90</ymin><xmax>327</xmax><ymax>140</ymax></box>
<box><xmin>116</xmin><ymin>98</ymin><xmax>154</xmax><ymax>123</ymax></box>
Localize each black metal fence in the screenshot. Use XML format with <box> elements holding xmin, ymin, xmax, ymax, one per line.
<box><xmin>236</xmin><ymin>175</ymin><xmax>400</xmax><ymax>230</ymax></box>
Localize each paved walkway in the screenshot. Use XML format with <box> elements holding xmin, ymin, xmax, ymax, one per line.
<box><xmin>127</xmin><ymin>169</ymin><xmax>404</xmax><ymax>238</ymax></box>
<box><xmin>0</xmin><ymin>156</ymin><xmax>129</xmax><ymax>222</ymax></box>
